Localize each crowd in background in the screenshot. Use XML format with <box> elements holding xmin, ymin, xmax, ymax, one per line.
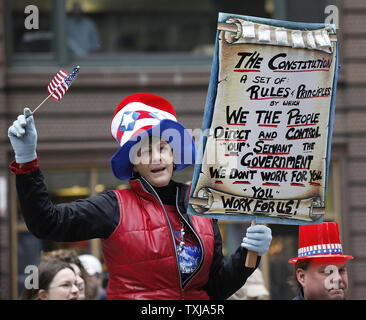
<box><xmin>21</xmin><ymin>249</ymin><xmax>106</xmax><ymax>300</ymax></box>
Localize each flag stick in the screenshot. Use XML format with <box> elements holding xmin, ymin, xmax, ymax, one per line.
<box><xmin>30</xmin><ymin>92</ymin><xmax>54</xmax><ymax>116</ymax></box>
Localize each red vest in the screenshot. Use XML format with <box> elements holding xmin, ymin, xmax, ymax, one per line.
<box><xmin>101</xmin><ymin>179</ymin><xmax>215</xmax><ymax>300</ymax></box>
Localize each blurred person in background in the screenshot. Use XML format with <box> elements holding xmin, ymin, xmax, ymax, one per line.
<box><xmin>67</xmin><ymin>1</ymin><xmax>100</xmax><ymax>57</ymax></box>
<box><xmin>42</xmin><ymin>249</ymin><xmax>87</xmax><ymax>300</ymax></box>
<box><xmin>79</xmin><ymin>254</ymin><xmax>107</xmax><ymax>300</ymax></box>
<box><xmin>227</xmin><ymin>268</ymin><xmax>269</xmax><ymax>300</ymax></box>
<box><xmin>21</xmin><ymin>258</ymin><xmax>79</xmax><ymax>300</ymax></box>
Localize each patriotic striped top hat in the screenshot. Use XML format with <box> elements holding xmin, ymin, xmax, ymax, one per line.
<box><xmin>110</xmin><ymin>93</ymin><xmax>196</xmax><ymax>180</ymax></box>
<box><xmin>289</xmin><ymin>222</ymin><xmax>353</xmax><ymax>263</ymax></box>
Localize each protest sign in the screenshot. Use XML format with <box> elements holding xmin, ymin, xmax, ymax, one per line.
<box><xmin>188</xmin><ymin>13</ymin><xmax>338</xmax><ymax>225</ymax></box>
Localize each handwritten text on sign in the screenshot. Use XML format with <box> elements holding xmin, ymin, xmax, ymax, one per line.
<box><xmin>189</xmin><ymin>16</ymin><xmax>337</xmax><ymax>223</ymax></box>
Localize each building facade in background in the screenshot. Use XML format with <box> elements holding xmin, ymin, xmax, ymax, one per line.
<box><xmin>1</xmin><ymin>0</ymin><xmax>365</xmax><ymax>300</ymax></box>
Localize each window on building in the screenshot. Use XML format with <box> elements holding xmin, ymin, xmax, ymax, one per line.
<box><xmin>284</xmin><ymin>0</ymin><xmax>336</xmax><ymax>23</ymax></box>
<box><xmin>11</xmin><ymin>0</ymin><xmax>54</xmax><ymax>54</ymax></box>
<box><xmin>7</xmin><ymin>0</ymin><xmax>273</xmax><ymax>66</ymax></box>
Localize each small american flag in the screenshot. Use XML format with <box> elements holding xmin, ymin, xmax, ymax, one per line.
<box><xmin>47</xmin><ymin>66</ymin><xmax>80</xmax><ymax>102</ymax></box>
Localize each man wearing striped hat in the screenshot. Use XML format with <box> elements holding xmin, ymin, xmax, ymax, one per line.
<box><xmin>289</xmin><ymin>222</ymin><xmax>353</xmax><ymax>300</ymax></box>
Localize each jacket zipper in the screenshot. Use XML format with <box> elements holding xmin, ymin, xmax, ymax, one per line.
<box><xmin>175</xmin><ymin>187</ymin><xmax>205</xmax><ymax>288</ymax></box>
<box><xmin>139</xmin><ymin>177</ymin><xmax>183</xmax><ymax>293</ymax></box>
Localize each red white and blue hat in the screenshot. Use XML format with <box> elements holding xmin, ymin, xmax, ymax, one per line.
<box><xmin>289</xmin><ymin>222</ymin><xmax>353</xmax><ymax>263</ymax></box>
<box><xmin>110</xmin><ymin>93</ymin><xmax>196</xmax><ymax>180</ymax></box>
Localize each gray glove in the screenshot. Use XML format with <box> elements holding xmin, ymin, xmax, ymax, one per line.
<box><xmin>8</xmin><ymin>107</ymin><xmax>37</xmax><ymax>163</ymax></box>
<box><xmin>241</xmin><ymin>224</ymin><xmax>272</xmax><ymax>256</ymax></box>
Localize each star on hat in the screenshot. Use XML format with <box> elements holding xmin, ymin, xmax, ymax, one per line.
<box><xmin>120</xmin><ymin>111</ymin><xmax>140</xmax><ymax>132</ymax></box>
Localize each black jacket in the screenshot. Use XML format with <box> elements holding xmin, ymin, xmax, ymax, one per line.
<box><xmin>16</xmin><ymin>168</ymin><xmax>260</xmax><ymax>299</ymax></box>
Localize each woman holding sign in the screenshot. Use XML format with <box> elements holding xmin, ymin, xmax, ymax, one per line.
<box><xmin>8</xmin><ymin>93</ymin><xmax>272</xmax><ymax>300</ymax></box>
